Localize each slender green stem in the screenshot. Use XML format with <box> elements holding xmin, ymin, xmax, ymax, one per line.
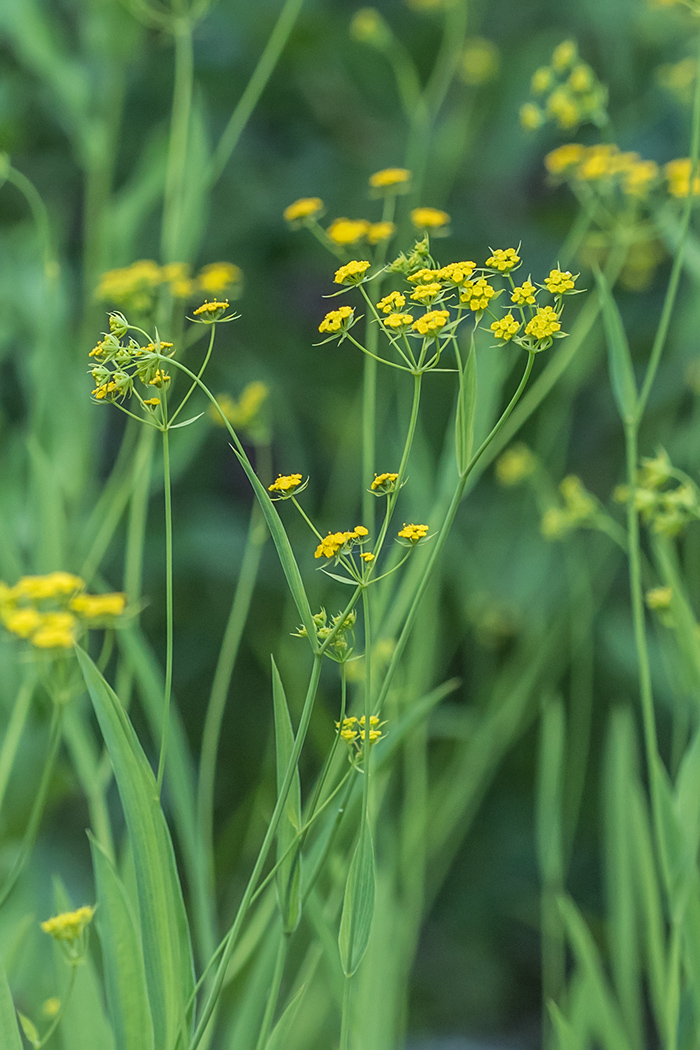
<box><xmin>189</xmin><ymin>657</ymin><xmax>323</xmax><ymax>1050</ymax></box>
<box><xmin>169</xmin><ymin>325</ymin><xmax>217</xmax><ymax>426</ymax></box>
<box><xmin>372</xmin><ymin>373</ymin><xmax>422</xmax><ymax>561</ymax></box>
<box><xmin>0</xmin><ymin>701</ymin><xmax>63</xmax><ymax>910</ymax></box>
<box><xmin>637</xmin><ymin>26</ymin><xmax>700</xmax><ymax>419</ymax></box>
<box><xmin>206</xmin><ymin>0</ymin><xmax>305</xmax><ymax>186</ymax></box>
<box><xmin>197</xmin><ymin>506</ymin><xmax>266</xmax><ymax>870</ymax></box>
<box><xmin>0</xmin><ymin>671</ymin><xmax>36</xmax><ymax>816</ymax></box>
<box><xmin>340</xmin><ymin>975</ymin><xmax>352</xmax><ymax>1050</ymax></box>
<box><xmin>156</xmin><ymin>415</ymin><xmax>174</xmax><ymax>797</ymax></box>
<box><xmin>254</xmin><ymin>932</ymin><xmax>288</xmax><ymax>1050</ymax></box>
<box><xmin>162</xmin><ymin>16</ymin><xmax>194</xmax><ymax>262</ymax></box>
<box><xmin>37</xmin><ymin>963</ymin><xmax>78</xmax><ymax>1049</ymax></box>
<box><xmin>4</xmin><ymin>164</ymin><xmax>58</xmax><ymax>282</ymax></box>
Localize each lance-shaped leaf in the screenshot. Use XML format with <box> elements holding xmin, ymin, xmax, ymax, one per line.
<box><xmin>76</xmin><ymin>648</ymin><xmax>194</xmax><ymax>1050</ymax></box>
<box><xmin>0</xmin><ymin>950</ymin><xmax>22</xmax><ymax>1050</ymax></box>
<box><xmin>271</xmin><ymin>657</ymin><xmax>302</xmax><ymax>934</ymax></box>
<box><xmin>595</xmin><ymin>269</ymin><xmax>637</xmax><ymax>426</ymax></box>
<box><xmin>338</xmin><ymin>817</ymin><xmax>375</xmax><ymax>976</ymax></box>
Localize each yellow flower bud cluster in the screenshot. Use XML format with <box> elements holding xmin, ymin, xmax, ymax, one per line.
<box><xmin>336</xmin><ymin>714</ymin><xmax>386</xmax><ymax>750</ymax></box>
<box><xmin>292</xmin><ymin>608</ymin><xmax>358</xmax><ymax>662</ymax></box>
<box><xmin>326</xmin><ymin>218</ymin><xmax>396</xmax><ymax>247</ymax></box>
<box><xmin>41</xmin><ymin>906</ymin><xmax>95</xmax><ymax>944</ymax></box>
<box><xmin>615</xmin><ymin>451</ymin><xmax>700</xmax><ymax>537</ymax></box>
<box><xmin>88</xmin><ymin>317</ymin><xmax>185</xmax><ymax>414</ymax></box>
<box><xmin>315</xmin><ymin>526</ymin><xmax>369</xmax><ymax>560</ymax></box>
<box><xmin>459</xmin><ymin>37</ymin><xmax>499</xmax><ymax>87</ymax></box>
<box><xmin>96</xmin><ymin>259</ymin><xmax>241</xmax><ymax>313</ymax></box>
<box><xmin>397</xmin><ymin>523</ymin><xmax>429</xmax><ymax>543</ymax></box>
<box><xmin>545</xmin><ymin>143</ymin><xmax>661</xmax><ymax>200</ymax></box>
<box><xmin>495</xmin><ymin>445</ymin><xmax>536</xmax><ymax>486</ymax></box>
<box><xmin>268</xmin><ymin>473</ymin><xmax>305</xmax><ymax>499</ymax></box>
<box><xmin>520</xmin><ymin>39</ymin><xmax>608</xmax><ymax>132</ymax></box>
<box><xmin>210</xmin><ymin>382</ymin><xmax>269</xmax><ymax>441</ymax></box>
<box><xmin>541</xmin><ymin>476</ymin><xmax>598</xmax><ymax>540</ymax></box>
<box><xmin>0</xmin><ymin>573</ymin><xmax>126</xmax><ymax>650</ymax></box>
<box><xmin>370</xmin><ymin>472</ymin><xmax>399</xmax><ymax>494</ymax></box>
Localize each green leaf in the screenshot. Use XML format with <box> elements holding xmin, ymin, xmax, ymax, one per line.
<box><xmin>319</xmin><ymin>570</ymin><xmax>357</xmax><ymax>585</ymax></box>
<box><xmin>455</xmin><ymin>340</ymin><xmax>477</xmax><ymax>475</ymax></box>
<box><xmin>76</xmin><ymin>647</ymin><xmax>194</xmax><ymax>1050</ymax></box>
<box><xmin>547</xmin><ymin>1001</ymin><xmax>583</xmax><ymax>1050</ymax></box>
<box><xmin>168</xmin><ymin>412</ymin><xmax>205</xmax><ymax>430</ymax></box>
<box><xmin>628</xmin><ymin>787</ymin><xmax>666</xmax><ymax>1038</ymax></box>
<box><xmin>231</xmin><ymin>446</ymin><xmax>316</xmax><ymax>640</ymax></box>
<box><xmin>0</xmin><ymin>951</ymin><xmax>22</xmax><ymax>1050</ymax></box>
<box><xmin>536</xmin><ymin>697</ymin><xmax>565</xmax><ymax>886</ymax></box>
<box><xmin>265</xmin><ymin>980</ymin><xmax>308</xmax><ymax>1050</ymax></box>
<box><xmin>90</xmin><ymin>836</ymin><xmax>154</xmax><ymax>1050</ymax></box>
<box><xmin>339</xmin><ymin>818</ymin><xmax>375</xmax><ymax>976</ymax></box>
<box><xmin>595</xmin><ymin>268</ymin><xmax>637</xmax><ymax>425</ymax></box>
<box><xmin>18</xmin><ymin>1013</ymin><xmax>39</xmax><ymax>1049</ymax></box>
<box><xmin>271</xmin><ymin>657</ymin><xmax>303</xmax><ymax>934</ymax></box>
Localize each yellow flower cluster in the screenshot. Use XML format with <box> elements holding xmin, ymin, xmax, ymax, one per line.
<box><xmin>192</xmin><ymin>299</ymin><xmax>230</xmax><ymax>320</ymax></box>
<box><xmin>410</xmin><ymin>207</ymin><xmax>451</xmax><ymax>230</ymax></box>
<box><xmin>460</xmin><ymin>37</ymin><xmax>500</xmax><ymax>86</ymax></box>
<box><xmin>544</xmin><ymin>269</ymin><xmax>577</xmax><ymax>295</ymax></box>
<box><xmin>665</xmin><ymin>158</ymin><xmax>700</xmax><ymax>198</ymax></box>
<box><xmin>371</xmin><ymin>472</ymin><xmax>399</xmax><ymax>493</ymax></box>
<box><xmin>615</xmin><ymin>451</ymin><xmax>700</xmax><ymax>537</ymax></box>
<box><xmin>367</xmin><ymin>221</ymin><xmax>396</xmax><ymax>244</ymax></box>
<box><xmin>211</xmin><ymin>382</ymin><xmax>269</xmax><ymax>433</ymax></box>
<box><xmin>521</xmin><ymin>39</ymin><xmax>607</xmax><ymax>131</ymax></box>
<box><xmin>41</xmin><ymin>906</ymin><xmax>95</xmax><ymax>944</ymax></box>
<box><xmin>319</xmin><ymin>306</ymin><xmax>354</xmax><ymax>334</ymax></box>
<box><xmin>410</xmin><ymin>282</ymin><xmax>442</xmax><ymax>303</ymax></box>
<box><xmin>545</xmin><ymin>143</ymin><xmax>661</xmax><ymax>199</ymax></box>
<box><xmin>377</xmin><ymin>291</ymin><xmax>406</xmax><ymax>313</ymax></box>
<box><xmin>397</xmin><ymin>523</ymin><xmax>429</xmax><ymax>542</ymax></box>
<box><xmin>437</xmin><ymin>261</ymin><xmax>476</xmax><ymax>285</ymax></box>
<box><xmin>96</xmin><ymin>260</ymin><xmax>241</xmax><ymax>311</ymax></box>
<box><xmin>495</xmin><ymin>444</ymin><xmax>536</xmax><ymax>486</ymax></box>
<box><xmin>485</xmin><ymin>248</ymin><xmax>520</xmax><ymax>272</ymax></box>
<box><xmin>525</xmin><ymin>306</ymin><xmax>561</xmax><ymax>340</ymax></box>
<box><xmin>369</xmin><ymin>167</ymin><xmax>411</xmax><ymax>189</ymax></box>
<box><xmin>490</xmin><ymin>314</ymin><xmax>521</xmax><ymax>341</ymax></box>
<box><xmin>412</xmin><ymin>310</ymin><xmax>450</xmax><ymax>336</ymax></box>
<box><xmin>314</xmin><ymin>526</ymin><xmax>369</xmax><ymax>560</ymax></box>
<box><xmin>460</xmin><ymin>278</ymin><xmax>495</xmax><ymax>312</ymax></box>
<box><xmin>511</xmin><ymin>281</ymin><xmax>537</xmax><ymax>305</ymax></box>
<box><xmin>541</xmin><ymin>476</ymin><xmax>598</xmax><ymax>540</ymax></box>
<box><xmin>646</xmin><ymin>586</ymin><xmax>673</xmax><ymax>611</ymax></box>
<box><xmin>284</xmin><ymin>197</ymin><xmax>324</xmax><ymax>223</ymax></box>
<box><xmin>383</xmin><ymin>312</ymin><xmax>414</xmax><ymax>330</ymax></box>
<box><xmin>334</xmin><ymin>260</ymin><xmax>371</xmax><ymax>285</ymax></box>
<box><xmin>0</xmin><ymin>573</ymin><xmax>126</xmax><ymax>650</ymax></box>
<box><xmin>268</xmin><ymin>473</ymin><xmax>303</xmax><ymax>495</ymax></box>
<box><xmin>336</xmin><ymin>715</ymin><xmax>385</xmax><ymax>745</ymax></box>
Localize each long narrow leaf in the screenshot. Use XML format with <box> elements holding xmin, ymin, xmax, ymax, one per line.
<box><xmin>76</xmin><ymin>647</ymin><xmax>194</xmax><ymax>1050</ymax></box>
<box><xmin>595</xmin><ymin>269</ymin><xmax>637</xmax><ymax>425</ymax></box>
<box><xmin>0</xmin><ymin>951</ymin><xmax>22</xmax><ymax>1050</ymax></box>
<box><xmin>90</xmin><ymin>836</ymin><xmax>154</xmax><ymax>1050</ymax></box>
<box><xmin>271</xmin><ymin>657</ymin><xmax>302</xmax><ymax>934</ymax></box>
<box><xmin>338</xmin><ymin>819</ymin><xmax>375</xmax><ymax>977</ymax></box>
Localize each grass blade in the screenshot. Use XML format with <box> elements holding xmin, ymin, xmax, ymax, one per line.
<box><xmin>338</xmin><ymin>818</ymin><xmax>375</xmax><ymax>977</ymax></box>
<box><xmin>76</xmin><ymin>646</ymin><xmax>194</xmax><ymax>1050</ymax></box>
<box><xmin>0</xmin><ymin>950</ymin><xmax>22</xmax><ymax>1050</ymax></box>
<box><xmin>271</xmin><ymin>656</ymin><xmax>302</xmax><ymax>934</ymax></box>
<box><xmin>595</xmin><ymin>268</ymin><xmax>637</xmax><ymax>426</ymax></box>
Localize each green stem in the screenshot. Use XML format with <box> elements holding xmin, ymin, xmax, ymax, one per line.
<box><xmin>197</xmin><ymin>506</ymin><xmax>266</xmax><ymax>872</ymax></box>
<box><xmin>162</xmin><ymin>16</ymin><xmax>194</xmax><ymax>263</ymax></box>
<box><xmin>156</xmin><ymin>417</ymin><xmax>174</xmax><ymax>796</ymax></box>
<box><xmin>169</xmin><ymin>325</ymin><xmax>216</xmax><ymax>426</ymax></box>
<box><xmin>0</xmin><ymin>701</ymin><xmax>63</xmax><ymax>910</ymax></box>
<box><xmin>637</xmin><ymin>26</ymin><xmax>700</xmax><ymax>420</ymax></box>
<box><xmin>373</xmin><ymin>373</ymin><xmax>422</xmax><ymax>561</ymax></box>
<box><xmin>206</xmin><ymin>0</ymin><xmax>306</xmax><ymax>186</ymax></box>
<box><xmin>0</xmin><ymin>671</ymin><xmax>36</xmax><ymax>816</ymax></box>
<box><xmin>37</xmin><ymin>963</ymin><xmax>78</xmax><ymax>1049</ymax></box>
<box><xmin>254</xmin><ymin>932</ymin><xmax>288</xmax><ymax>1050</ymax></box>
<box><xmin>4</xmin><ymin>164</ymin><xmax>58</xmax><ymax>282</ymax></box>
<box><xmin>188</xmin><ymin>657</ymin><xmax>323</xmax><ymax>1050</ymax></box>
<box><xmin>340</xmin><ymin>975</ymin><xmax>352</xmax><ymax>1050</ymax></box>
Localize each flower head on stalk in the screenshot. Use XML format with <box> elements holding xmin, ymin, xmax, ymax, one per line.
<box><xmin>268</xmin><ymin>474</ymin><xmax>308</xmax><ymax>500</ymax></box>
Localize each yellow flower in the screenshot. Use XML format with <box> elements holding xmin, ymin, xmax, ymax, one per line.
<box><xmin>143</xmin><ymin>397</ymin><xmax>160</xmax><ymax>407</ymax></box>
<box><xmin>525</xmin><ymin>306</ymin><xmax>561</xmax><ymax>340</ymax></box>
<box><xmin>43</xmin><ymin>999</ymin><xmax>61</xmax><ymax>1019</ymax></box>
<box><xmin>519</xmin><ymin>103</ymin><xmax>543</xmax><ymax>130</ymax></box>
<box><xmin>398</xmin><ymin>523</ymin><xmax>429</xmax><ymax>542</ymax></box>
<box><xmin>149</xmin><ymin>369</ymin><xmax>170</xmax><ymax>388</ymax></box>
<box><xmin>92</xmin><ymin>380</ymin><xmax>119</xmax><ymax>401</ymax></box>
<box><xmin>334</xmin><ymin>260</ymin><xmax>371</xmax><ymax>285</ymax></box>
<box><xmin>551</xmin><ymin>39</ymin><xmax>577</xmax><ymax>73</ymax></box>
<box><xmin>41</xmin><ymin>906</ymin><xmax>95</xmax><ymax>944</ymax></box>
<box><xmin>327</xmin><ymin>218</ymin><xmax>371</xmax><ymax>245</ymax></box>
<box><xmin>283</xmin><ymin>197</ymin><xmax>324</xmax><ymax>223</ymax></box>
<box><xmin>544</xmin><ymin>142</ymin><xmax>585</xmax><ymax>175</ymax></box>
<box><xmin>196</xmin><ymin>262</ymin><xmax>242</xmax><ymax>294</ymax></box>
<box><xmin>410</xmin><ymin>282</ymin><xmax>442</xmax><ymax>303</ymax></box>
<box><xmin>460</xmin><ymin>37</ymin><xmax>499</xmax><ymax>86</ymax></box>
<box><xmin>319</xmin><ymin>306</ymin><xmax>354</xmax><ymax>333</ymax></box>
<box><xmin>511</xmin><ymin>281</ymin><xmax>537</xmax><ymax>306</ymax></box>
<box><xmin>460</xmin><ymin>277</ymin><xmax>495</xmax><ymax>312</ymax></box>
<box><xmin>32</xmin><ymin>611</ymin><xmax>77</xmax><ymax>649</ymax></box>
<box><xmin>407</xmin><ymin>268</ymin><xmax>440</xmax><ymax>284</ymax></box>
<box><xmin>490</xmin><ymin>313</ymin><xmax>521</xmax><ymax>341</ymax></box>
<box><xmin>495</xmin><ymin>445</ymin><xmax>536</xmax><ymax>486</ymax></box>
<box><xmin>665</xmin><ymin>158</ymin><xmax>700</xmax><ymax>198</ymax></box>
<box><xmin>192</xmin><ymin>299</ymin><xmax>230</xmax><ymax>320</ymax></box>
<box><xmin>96</xmin><ymin>260</ymin><xmax>162</xmax><ymax>309</ymax></box>
<box><xmin>211</xmin><ymin>382</ymin><xmax>269</xmax><ymax>432</ymax></box>
<box><xmin>70</xmin><ymin>593</ymin><xmax>127</xmax><ymax>618</ymax></box>
<box><xmin>371</xmin><ymin>472</ymin><xmax>399</xmax><ymax>493</ymax></box>
<box><xmin>268</xmin><ymin>473</ymin><xmax>304</xmax><ymax>495</ymax></box>
<box><xmin>369</xmin><ymin>168</ymin><xmax>411</xmax><ymax>189</ymax></box>
<box><xmin>623</xmin><ymin>159</ymin><xmax>659</xmax><ymax>198</ymax></box>
<box><xmin>314</xmin><ymin>526</ymin><xmax>368</xmax><ymax>559</ymax></box>
<box><xmin>2</xmin><ymin>607</ymin><xmax>43</xmax><ymax>638</ymax></box>
<box><xmin>646</xmin><ymin>586</ymin><xmax>673</xmax><ymax>611</ymax></box>
<box><xmin>546</xmin><ymin>88</ymin><xmax>580</xmax><ymax>129</ymax></box>
<box><xmin>410</xmin><ymin>207</ymin><xmax>450</xmax><ymax>230</ymax></box>
<box><xmin>578</xmin><ymin>144</ymin><xmax>617</xmax><ymax>181</ymax></box>
<box><xmin>377</xmin><ymin>291</ymin><xmax>406</xmax><ymax>313</ymax></box>
<box><xmin>485</xmin><ymin>248</ymin><xmax>521</xmax><ymax>272</ymax></box>
<box><xmin>15</xmin><ymin>572</ymin><xmax>85</xmax><ymax>600</ymax></box>
<box><xmin>436</xmin><ymin>261</ymin><xmax>476</xmax><ymax>285</ymax></box>
<box><xmin>544</xmin><ymin>269</ymin><xmax>577</xmax><ymax>295</ymax></box>
<box><xmin>531</xmin><ymin>66</ymin><xmax>553</xmax><ymax>94</ymax></box>
<box><xmin>383</xmin><ymin>312</ymin><xmax>414</xmax><ymax>329</ymax></box>
<box><xmin>568</xmin><ymin>63</ymin><xmax>593</xmax><ymax>92</ymax></box>
<box><xmin>367</xmin><ymin>221</ymin><xmax>396</xmax><ymax>244</ymax></box>
<box><xmin>361</xmin><ymin>552</ymin><xmax>376</xmax><ymax>562</ymax></box>
<box><xmin>411</xmin><ymin>310</ymin><xmax>450</xmax><ymax>336</ymax></box>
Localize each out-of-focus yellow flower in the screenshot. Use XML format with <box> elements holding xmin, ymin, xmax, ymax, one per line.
<box><xmin>460</xmin><ymin>37</ymin><xmax>499</xmax><ymax>86</ymax></box>
<box><xmin>327</xmin><ymin>218</ymin><xmax>371</xmax><ymax>246</ymax></box>
<box><xmin>284</xmin><ymin>197</ymin><xmax>324</xmax><ymax>223</ymax></box>
<box><xmin>410</xmin><ymin>207</ymin><xmax>451</xmax><ymax>230</ymax></box>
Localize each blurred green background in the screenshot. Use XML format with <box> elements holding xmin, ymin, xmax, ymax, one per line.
<box><xmin>1</xmin><ymin>0</ymin><xmax>699</xmax><ymax>1044</ymax></box>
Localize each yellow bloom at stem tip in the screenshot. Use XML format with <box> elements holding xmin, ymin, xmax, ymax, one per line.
<box><xmin>490</xmin><ymin>314</ymin><xmax>521</xmax><ymax>341</ymax></box>
<box><xmin>398</xmin><ymin>523</ymin><xmax>429</xmax><ymax>542</ymax></box>
<box><xmin>377</xmin><ymin>290</ymin><xmax>406</xmax><ymax>313</ymax></box>
<box><xmin>383</xmin><ymin>312</ymin><xmax>414</xmax><ymax>330</ymax></box>
<box><xmin>284</xmin><ymin>197</ymin><xmax>324</xmax><ymax>223</ymax></box>
<box><xmin>319</xmin><ymin>306</ymin><xmax>353</xmax><ymax>334</ymax></box>
<box><xmin>412</xmin><ymin>310</ymin><xmax>449</xmax><ymax>336</ymax></box>
<box><xmin>314</xmin><ymin>526</ymin><xmax>368</xmax><ymax>559</ymax></box>
<box><xmin>70</xmin><ymin>593</ymin><xmax>127</xmax><ymax>618</ymax></box>
<box><xmin>511</xmin><ymin>281</ymin><xmax>537</xmax><ymax>306</ymax></box>
<box><xmin>192</xmin><ymin>299</ymin><xmax>230</xmax><ymax>320</ymax></box>
<box><xmin>460</xmin><ymin>278</ymin><xmax>494</xmax><ymax>312</ymax></box>
<box><xmin>369</xmin><ymin>167</ymin><xmax>411</xmax><ymax>189</ymax></box>
<box><xmin>485</xmin><ymin>248</ymin><xmax>520</xmax><ymax>272</ymax></box>
<box><xmin>327</xmin><ymin>218</ymin><xmax>371</xmax><ymax>246</ymax></box>
<box><xmin>545</xmin><ymin>269</ymin><xmax>577</xmax><ymax>294</ymax></box>
<box><xmin>334</xmin><ymin>260</ymin><xmax>371</xmax><ymax>285</ymax></box>
<box><xmin>410</xmin><ymin>282</ymin><xmax>442</xmax><ymax>303</ymax></box>
<box><xmin>371</xmin><ymin>472</ymin><xmax>399</xmax><ymax>493</ymax></box>
<box><xmin>367</xmin><ymin>221</ymin><xmax>396</xmax><ymax>244</ymax></box>
<box><xmin>410</xmin><ymin>207</ymin><xmax>450</xmax><ymax>230</ymax></box>
<box><xmin>41</xmin><ymin>906</ymin><xmax>95</xmax><ymax>944</ymax></box>
<box><xmin>268</xmin><ymin>473</ymin><xmax>303</xmax><ymax>495</ymax></box>
<box><xmin>525</xmin><ymin>306</ymin><xmax>561</xmax><ymax>340</ymax></box>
